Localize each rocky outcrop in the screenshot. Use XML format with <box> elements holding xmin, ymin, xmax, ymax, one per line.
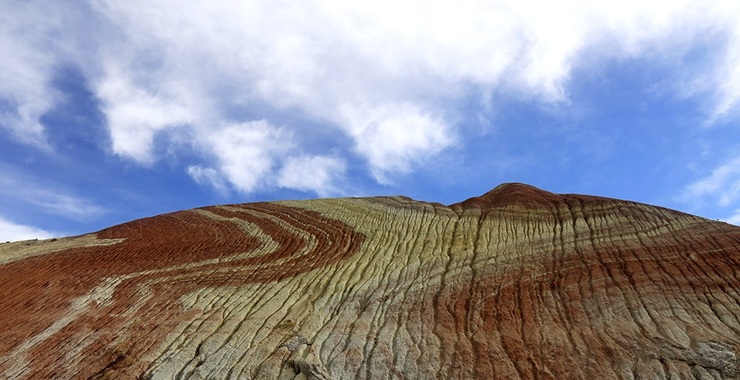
<box><xmin>0</xmin><ymin>183</ymin><xmax>738</xmax><ymax>379</ymax></box>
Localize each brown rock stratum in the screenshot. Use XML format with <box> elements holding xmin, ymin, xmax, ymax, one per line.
<box><xmin>0</xmin><ymin>183</ymin><xmax>738</xmax><ymax>379</ymax></box>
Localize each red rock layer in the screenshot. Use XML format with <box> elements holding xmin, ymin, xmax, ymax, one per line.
<box><xmin>0</xmin><ymin>203</ymin><xmax>364</xmax><ymax>379</ymax></box>
<box><xmin>443</xmin><ymin>184</ymin><xmax>740</xmax><ymax>378</ymax></box>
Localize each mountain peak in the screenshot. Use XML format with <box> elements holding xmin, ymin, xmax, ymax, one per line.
<box><xmin>449</xmin><ymin>182</ymin><xmax>576</xmax><ymax>212</ymax></box>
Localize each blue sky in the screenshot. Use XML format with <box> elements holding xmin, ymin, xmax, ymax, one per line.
<box><xmin>2</xmin><ymin>0</ymin><xmax>740</xmax><ymax>241</ymax></box>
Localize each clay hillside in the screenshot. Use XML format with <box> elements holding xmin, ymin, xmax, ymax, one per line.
<box><xmin>0</xmin><ymin>183</ymin><xmax>738</xmax><ymax>379</ymax></box>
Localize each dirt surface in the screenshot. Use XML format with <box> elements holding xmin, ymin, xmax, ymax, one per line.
<box><xmin>0</xmin><ymin>183</ymin><xmax>738</xmax><ymax>379</ymax></box>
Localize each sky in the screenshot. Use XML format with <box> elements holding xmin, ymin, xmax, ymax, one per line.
<box><xmin>2</xmin><ymin>0</ymin><xmax>740</xmax><ymax>241</ymax></box>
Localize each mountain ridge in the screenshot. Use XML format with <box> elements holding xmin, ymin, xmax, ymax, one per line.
<box><xmin>0</xmin><ymin>183</ymin><xmax>738</xmax><ymax>379</ymax></box>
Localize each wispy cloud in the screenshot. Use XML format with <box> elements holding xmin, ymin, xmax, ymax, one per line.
<box><xmin>682</xmin><ymin>156</ymin><xmax>740</xmax><ymax>207</ymax></box>
<box><xmin>0</xmin><ymin>170</ymin><xmax>105</xmax><ymax>219</ymax></box>
<box><xmin>710</xmin><ymin>22</ymin><xmax>740</xmax><ymax>122</ymax></box>
<box><xmin>678</xmin><ymin>155</ymin><xmax>740</xmax><ymax>224</ymax></box>
<box><xmin>724</xmin><ymin>209</ymin><xmax>740</xmax><ymax>226</ymax></box>
<box><xmin>2</xmin><ymin>1</ymin><xmax>740</xmax><ymax>196</ymax></box>
<box><xmin>0</xmin><ymin>1</ymin><xmax>60</xmax><ymax>149</ymax></box>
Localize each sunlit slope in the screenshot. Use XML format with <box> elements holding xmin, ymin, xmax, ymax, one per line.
<box><xmin>1</xmin><ymin>183</ymin><xmax>738</xmax><ymax>379</ymax></box>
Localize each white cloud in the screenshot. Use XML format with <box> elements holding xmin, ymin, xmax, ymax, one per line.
<box><xmin>0</xmin><ymin>215</ymin><xmax>56</xmax><ymax>242</ymax></box>
<box><xmin>340</xmin><ymin>102</ymin><xmax>454</xmax><ymax>183</ymax></box>
<box><xmin>203</xmin><ymin>121</ymin><xmax>289</xmax><ymax>193</ymax></box>
<box><xmin>710</xmin><ymin>22</ymin><xmax>740</xmax><ymax>122</ymax></box>
<box><xmin>0</xmin><ymin>1</ymin><xmax>61</xmax><ymax>148</ymax></box>
<box><xmin>193</xmin><ymin>122</ymin><xmax>348</xmax><ymax>196</ymax></box>
<box><xmin>3</xmin><ymin>0</ymin><xmax>740</xmax><ymax>195</ymax></box>
<box><xmin>96</xmin><ymin>73</ymin><xmax>194</xmax><ymax>163</ymax></box>
<box><xmin>187</xmin><ymin>165</ymin><xmax>229</xmax><ymax>196</ymax></box>
<box><xmin>277</xmin><ymin>155</ymin><xmax>346</xmax><ymax>197</ymax></box>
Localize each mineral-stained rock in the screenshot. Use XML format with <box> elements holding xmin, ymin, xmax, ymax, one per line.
<box><xmin>0</xmin><ymin>183</ymin><xmax>738</xmax><ymax>379</ymax></box>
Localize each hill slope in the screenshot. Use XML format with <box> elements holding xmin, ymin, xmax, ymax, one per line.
<box><xmin>1</xmin><ymin>183</ymin><xmax>738</xmax><ymax>379</ymax></box>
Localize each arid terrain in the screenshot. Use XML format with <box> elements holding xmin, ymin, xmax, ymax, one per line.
<box><xmin>0</xmin><ymin>183</ymin><xmax>738</xmax><ymax>379</ymax></box>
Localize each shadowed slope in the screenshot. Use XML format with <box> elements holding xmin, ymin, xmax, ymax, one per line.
<box><xmin>0</xmin><ymin>184</ymin><xmax>738</xmax><ymax>379</ymax></box>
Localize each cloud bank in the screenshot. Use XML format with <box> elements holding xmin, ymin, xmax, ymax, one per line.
<box><xmin>2</xmin><ymin>0</ymin><xmax>740</xmax><ymax>196</ymax></box>
<box><xmin>0</xmin><ymin>216</ymin><xmax>56</xmax><ymax>242</ymax></box>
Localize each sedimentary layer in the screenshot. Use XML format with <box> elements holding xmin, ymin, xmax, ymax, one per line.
<box><xmin>0</xmin><ymin>183</ymin><xmax>738</xmax><ymax>379</ymax></box>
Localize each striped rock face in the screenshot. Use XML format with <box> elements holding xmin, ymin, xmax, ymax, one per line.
<box><xmin>0</xmin><ymin>183</ymin><xmax>738</xmax><ymax>379</ymax></box>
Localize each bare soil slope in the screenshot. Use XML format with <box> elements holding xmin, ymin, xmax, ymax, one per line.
<box><xmin>1</xmin><ymin>183</ymin><xmax>738</xmax><ymax>379</ymax></box>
